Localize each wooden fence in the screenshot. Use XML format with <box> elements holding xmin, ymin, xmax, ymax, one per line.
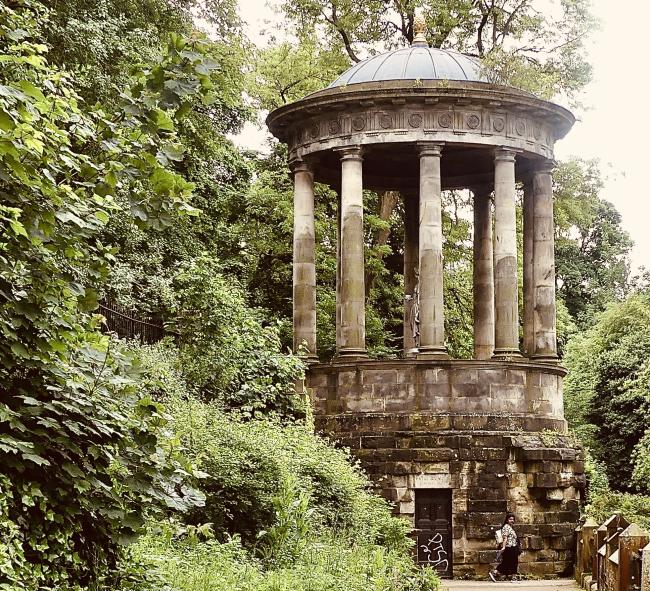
<box><xmin>98</xmin><ymin>300</ymin><xmax>165</xmax><ymax>344</ymax></box>
<box><xmin>575</xmin><ymin>514</ymin><xmax>650</xmax><ymax>591</ymax></box>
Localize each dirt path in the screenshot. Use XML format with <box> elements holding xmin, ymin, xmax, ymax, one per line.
<box><xmin>442</xmin><ymin>579</ymin><xmax>580</xmax><ymax>591</ymax></box>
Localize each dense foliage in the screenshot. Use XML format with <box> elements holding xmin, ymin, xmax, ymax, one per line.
<box><xmin>2</xmin><ymin>0</ymin><xmax>647</xmax><ymax>588</ymax></box>
<box><xmin>128</xmin><ymin>342</ymin><xmax>440</xmax><ymax>591</ymax></box>
<box><xmin>564</xmin><ymin>293</ymin><xmax>650</xmax><ymax>492</ymax></box>
<box><xmin>0</xmin><ymin>0</ymin><xmax>236</xmax><ymax>586</ymax></box>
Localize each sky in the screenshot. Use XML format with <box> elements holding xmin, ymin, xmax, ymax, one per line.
<box><xmin>233</xmin><ymin>0</ymin><xmax>650</xmax><ymax>271</ymax></box>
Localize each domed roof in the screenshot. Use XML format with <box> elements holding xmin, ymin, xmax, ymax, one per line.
<box><xmin>327</xmin><ymin>46</ymin><xmax>485</xmax><ymax>89</ymax></box>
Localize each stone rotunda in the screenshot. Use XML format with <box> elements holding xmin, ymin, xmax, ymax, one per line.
<box><xmin>267</xmin><ymin>18</ymin><xmax>584</xmax><ymax>579</ymax></box>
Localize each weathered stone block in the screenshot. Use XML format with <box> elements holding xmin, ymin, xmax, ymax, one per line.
<box><xmin>363</xmin><ymin>369</ymin><xmax>398</xmax><ymax>384</ymax></box>
<box><xmin>468</xmin><ymin>500</ymin><xmax>508</xmax><ymax>513</ymax></box>
<box><xmin>525</xmin><ymin>535</ymin><xmax>544</xmax><ymax>550</ymax></box>
<box><xmin>361</xmin><ymin>435</ymin><xmax>396</xmax><ymax>449</ymax></box>
<box><xmin>411</xmin><ymin>448</ymin><xmax>454</xmax><ymax>462</ymax></box>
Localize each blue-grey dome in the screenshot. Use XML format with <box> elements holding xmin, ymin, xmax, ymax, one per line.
<box><xmin>328</xmin><ymin>47</ymin><xmax>485</xmax><ymax>88</ymax></box>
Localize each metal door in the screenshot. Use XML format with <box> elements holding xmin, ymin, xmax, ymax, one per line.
<box><xmin>415</xmin><ymin>489</ymin><xmax>453</xmax><ymax>577</ymax></box>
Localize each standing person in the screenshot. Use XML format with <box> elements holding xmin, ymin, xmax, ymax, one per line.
<box><xmin>489</xmin><ymin>513</ymin><xmax>520</xmax><ymax>582</ymax></box>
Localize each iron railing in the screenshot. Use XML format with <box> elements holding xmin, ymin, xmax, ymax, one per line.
<box><xmin>98</xmin><ymin>300</ymin><xmax>165</xmax><ymax>344</ymax></box>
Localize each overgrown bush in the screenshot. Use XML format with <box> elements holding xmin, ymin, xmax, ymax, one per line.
<box><xmin>584</xmin><ymin>491</ymin><xmax>650</xmax><ymax>531</ymax></box>
<box><xmin>564</xmin><ymin>292</ymin><xmax>650</xmax><ymax>490</ymax></box>
<box><xmin>166</xmin><ymin>395</ymin><xmax>408</xmax><ymax>549</ymax></box>
<box><xmin>133</xmin><ymin>524</ymin><xmax>440</xmax><ymax>591</ymax></box>
<box><xmin>169</xmin><ymin>256</ymin><xmax>305</xmax><ymax>416</ymax></box>
<box><xmin>0</xmin><ymin>2</ymin><xmax>221</xmax><ymax>586</ymax></box>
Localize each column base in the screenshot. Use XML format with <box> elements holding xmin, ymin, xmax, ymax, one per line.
<box><xmin>492</xmin><ymin>348</ymin><xmax>523</xmax><ymax>361</ymax></box>
<box><xmin>335</xmin><ymin>348</ymin><xmax>368</xmax><ymax>362</ymax></box>
<box><xmin>417</xmin><ymin>346</ymin><xmax>449</xmax><ymax>360</ymax></box>
<box><xmin>530</xmin><ymin>353</ymin><xmax>559</xmax><ymax>364</ymax></box>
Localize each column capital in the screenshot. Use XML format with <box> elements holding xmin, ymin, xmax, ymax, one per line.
<box><xmin>494</xmin><ymin>147</ymin><xmax>521</xmax><ymax>162</ymax></box>
<box><xmin>471</xmin><ymin>183</ymin><xmax>493</xmax><ymax>199</ymax></box>
<box><xmin>289</xmin><ymin>157</ymin><xmax>314</xmax><ymax>174</ymax></box>
<box><xmin>334</xmin><ymin>145</ymin><xmax>363</xmax><ymax>161</ymax></box>
<box><xmin>533</xmin><ymin>158</ymin><xmax>557</xmax><ymax>175</ymax></box>
<box><xmin>416</xmin><ymin>141</ymin><xmax>444</xmax><ymax>157</ymax></box>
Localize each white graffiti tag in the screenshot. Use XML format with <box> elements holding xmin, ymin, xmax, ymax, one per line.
<box><xmin>420</xmin><ymin>532</ymin><xmax>449</xmax><ymax>571</ymax></box>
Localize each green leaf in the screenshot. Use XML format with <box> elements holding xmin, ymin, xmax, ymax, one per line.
<box><xmin>22</xmin><ymin>453</ymin><xmax>50</xmax><ymax>466</ymax></box>
<box><xmin>9</xmin><ymin>219</ymin><xmax>28</xmax><ymax>237</ymax></box>
<box><xmin>62</xmin><ymin>463</ymin><xmax>84</xmax><ymax>478</ymax></box>
<box><xmin>18</xmin><ymin>80</ymin><xmax>46</xmax><ymax>102</ymax></box>
<box><xmin>10</xmin><ymin>342</ymin><xmax>28</xmax><ymax>358</ymax></box>
<box><xmin>153</xmin><ymin>109</ymin><xmax>174</xmax><ymax>132</ymax></box>
<box><xmin>95</xmin><ymin>210</ymin><xmax>110</xmax><ymax>224</ymax></box>
<box><xmin>0</xmin><ymin>109</ymin><xmax>15</xmax><ymax>131</ymax></box>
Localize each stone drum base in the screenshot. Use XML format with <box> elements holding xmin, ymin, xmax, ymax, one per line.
<box><xmin>317</xmin><ymin>412</ymin><xmax>584</xmax><ymax>578</ymax></box>
<box><xmin>309</xmin><ymin>360</ymin><xmax>585</xmax><ymax>578</ymax></box>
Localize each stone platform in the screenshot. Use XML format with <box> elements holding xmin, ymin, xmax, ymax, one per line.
<box><xmin>309</xmin><ymin>359</ymin><xmax>585</xmax><ymax>578</ymax></box>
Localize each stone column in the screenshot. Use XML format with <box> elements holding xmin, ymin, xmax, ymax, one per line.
<box><xmin>523</xmin><ymin>178</ymin><xmax>535</xmax><ymax>357</ymax></box>
<box><xmin>403</xmin><ymin>192</ymin><xmax>419</xmax><ymax>356</ymax></box>
<box><xmin>417</xmin><ymin>142</ymin><xmax>447</xmax><ymax>358</ymax></box>
<box><xmin>291</xmin><ymin>159</ymin><xmax>317</xmax><ymax>361</ymax></box>
<box><xmin>492</xmin><ymin>147</ymin><xmax>521</xmax><ymax>358</ymax></box>
<box><xmin>472</xmin><ymin>186</ymin><xmax>494</xmax><ymax>360</ymax></box>
<box><xmin>336</xmin><ymin>146</ymin><xmax>366</xmax><ymax>358</ymax></box>
<box><xmin>532</xmin><ymin>160</ymin><xmax>558</xmax><ymax>360</ymax></box>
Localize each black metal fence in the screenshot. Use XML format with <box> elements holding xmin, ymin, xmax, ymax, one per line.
<box><xmin>99</xmin><ymin>300</ymin><xmax>165</xmax><ymax>344</ymax></box>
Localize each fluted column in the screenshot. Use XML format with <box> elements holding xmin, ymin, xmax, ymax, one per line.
<box><xmin>523</xmin><ymin>178</ymin><xmax>535</xmax><ymax>356</ymax></box>
<box><xmin>417</xmin><ymin>142</ymin><xmax>447</xmax><ymax>358</ymax></box>
<box><xmin>472</xmin><ymin>186</ymin><xmax>494</xmax><ymax>360</ymax></box>
<box><xmin>336</xmin><ymin>146</ymin><xmax>366</xmax><ymax>358</ymax></box>
<box><xmin>403</xmin><ymin>192</ymin><xmax>419</xmax><ymax>356</ymax></box>
<box><xmin>493</xmin><ymin>147</ymin><xmax>521</xmax><ymax>358</ymax></box>
<box><xmin>532</xmin><ymin>160</ymin><xmax>558</xmax><ymax>360</ymax></box>
<box><xmin>291</xmin><ymin>159</ymin><xmax>317</xmax><ymax>360</ymax></box>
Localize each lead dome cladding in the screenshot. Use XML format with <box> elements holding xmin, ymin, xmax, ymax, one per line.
<box><xmin>327</xmin><ymin>46</ymin><xmax>486</xmax><ymax>89</ymax></box>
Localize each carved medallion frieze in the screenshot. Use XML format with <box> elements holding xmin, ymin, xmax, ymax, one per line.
<box><xmin>493</xmin><ymin>117</ymin><xmax>506</xmax><ymax>133</ymax></box>
<box><xmin>379</xmin><ymin>113</ymin><xmax>393</xmax><ymax>129</ymax></box>
<box><xmin>466</xmin><ymin>113</ymin><xmax>480</xmax><ymax>129</ymax></box>
<box><xmin>352</xmin><ymin>116</ymin><xmax>366</xmax><ymax>131</ymax></box>
<box><xmin>408</xmin><ymin>113</ymin><xmax>423</xmax><ymax>128</ymax></box>
<box><xmin>287</xmin><ymin>100</ymin><xmax>555</xmax><ymax>159</ymax></box>
<box><xmin>328</xmin><ymin>120</ymin><xmax>342</xmax><ymax>135</ymax></box>
<box><xmin>515</xmin><ymin>119</ymin><xmax>526</xmax><ymax>136</ymax></box>
<box><xmin>438</xmin><ymin>112</ymin><xmax>453</xmax><ymax>128</ymax></box>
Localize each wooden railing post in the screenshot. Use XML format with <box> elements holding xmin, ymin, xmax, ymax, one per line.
<box><xmin>577</xmin><ymin>522</ymin><xmax>585</xmax><ymax>583</ymax></box>
<box><xmin>599</xmin><ymin>515</ymin><xmax>630</xmax><ymax>591</ymax></box>
<box><xmin>580</xmin><ymin>518</ymin><xmax>598</xmax><ymax>587</ymax></box>
<box><xmin>604</xmin><ymin>528</ymin><xmax>626</xmax><ymax>591</ymax></box>
<box><xmin>618</xmin><ymin>524</ymin><xmax>649</xmax><ymax>591</ymax></box>
<box><xmin>641</xmin><ymin>542</ymin><xmax>650</xmax><ymax>591</ymax></box>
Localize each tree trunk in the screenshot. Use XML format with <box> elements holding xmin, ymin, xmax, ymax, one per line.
<box><xmin>365</xmin><ymin>190</ymin><xmax>399</xmax><ymax>298</ymax></box>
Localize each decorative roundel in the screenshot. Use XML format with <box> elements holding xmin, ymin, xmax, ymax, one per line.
<box><xmin>408</xmin><ymin>113</ymin><xmax>423</xmax><ymax>128</ymax></box>
<box><xmin>309</xmin><ymin>123</ymin><xmax>320</xmax><ymax>139</ymax></box>
<box><xmin>466</xmin><ymin>114</ymin><xmax>480</xmax><ymax>129</ymax></box>
<box><xmin>438</xmin><ymin>112</ymin><xmax>453</xmax><ymax>128</ymax></box>
<box><xmin>352</xmin><ymin>116</ymin><xmax>366</xmax><ymax>131</ymax></box>
<box><xmin>379</xmin><ymin>113</ymin><xmax>393</xmax><ymax>129</ymax></box>
<box><xmin>328</xmin><ymin>120</ymin><xmax>342</xmax><ymax>135</ymax></box>
<box><xmin>533</xmin><ymin>125</ymin><xmax>542</xmax><ymax>140</ymax></box>
<box><xmin>492</xmin><ymin>117</ymin><xmax>505</xmax><ymax>132</ymax></box>
<box><xmin>515</xmin><ymin>119</ymin><xmax>526</xmax><ymax>136</ymax></box>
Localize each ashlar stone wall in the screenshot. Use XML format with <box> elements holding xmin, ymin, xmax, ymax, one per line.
<box><xmin>310</xmin><ymin>361</ymin><xmax>585</xmax><ymax>578</ymax></box>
